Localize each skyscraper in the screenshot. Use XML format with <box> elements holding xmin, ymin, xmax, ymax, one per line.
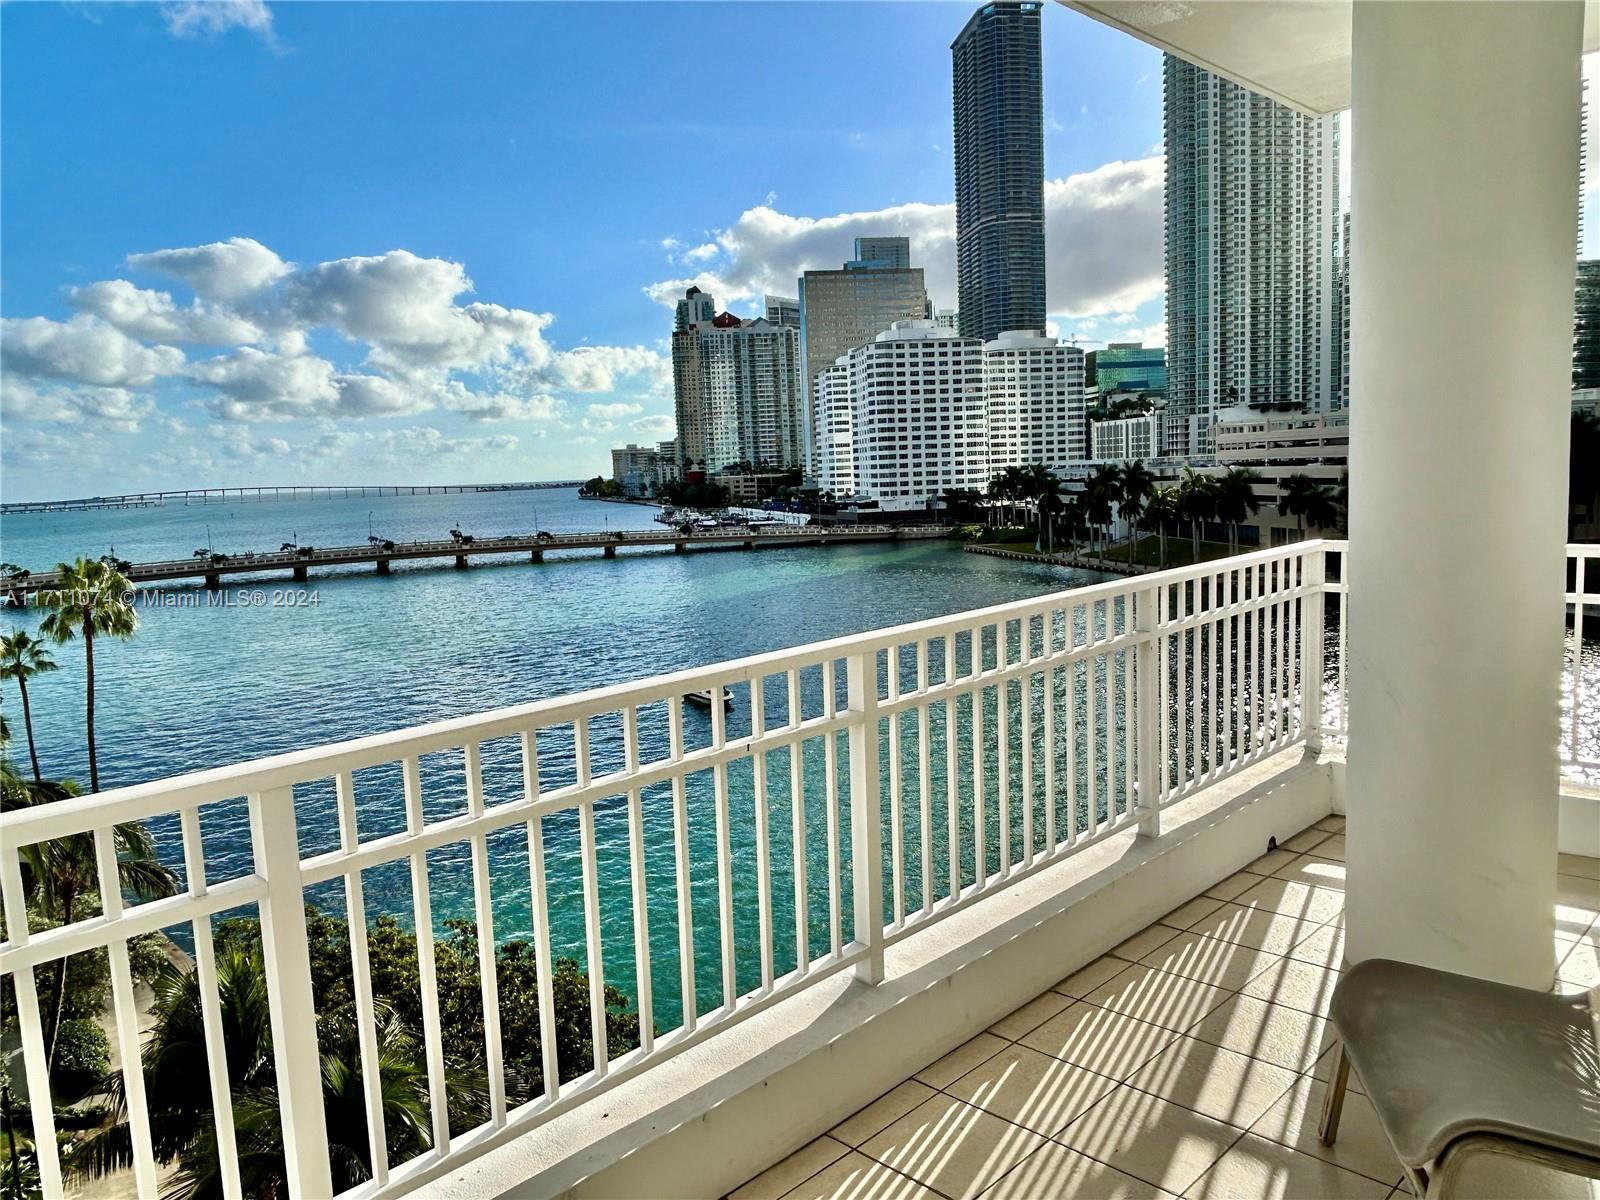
<box><xmin>1575</xmin><ymin>260</ymin><xmax>1600</xmax><ymax>391</ymax></box>
<box><xmin>672</xmin><ymin>291</ymin><xmax>804</xmax><ymax>473</ymax></box>
<box><xmin>850</xmin><ymin>237</ymin><xmax>911</xmax><ymax>270</ymax></box>
<box><xmin>798</xmin><ymin>252</ymin><xmax>928</xmax><ymax>472</ymax></box>
<box><xmin>984</xmin><ymin>330</ymin><xmax>1085</xmax><ymax>471</ymax></box>
<box><xmin>951</xmin><ymin>1</ymin><xmax>1045</xmax><ymax>344</ymax></box>
<box><xmin>1163</xmin><ymin>54</ymin><xmax>1340</xmax><ymax>456</ymax></box>
<box><xmin>764</xmin><ymin>294</ymin><xmax>801</xmax><ymax>328</ymax></box>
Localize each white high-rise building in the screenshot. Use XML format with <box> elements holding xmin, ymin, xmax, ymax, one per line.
<box><xmin>982</xmin><ymin>329</ymin><xmax>1086</xmax><ymax>473</ymax></box>
<box><xmin>811</xmin><ymin>319</ymin><xmax>988</xmax><ymax>509</ymax></box>
<box><xmin>764</xmin><ymin>294</ymin><xmax>801</xmax><ymax>328</ymax></box>
<box><xmin>671</xmin><ymin>291</ymin><xmax>804</xmax><ymax>473</ymax></box>
<box><xmin>813</xmin><ymin>358</ymin><xmax>856</xmax><ymax>498</ymax></box>
<box><xmin>1164</xmin><ymin>54</ymin><xmax>1340</xmax><ymax>457</ymax></box>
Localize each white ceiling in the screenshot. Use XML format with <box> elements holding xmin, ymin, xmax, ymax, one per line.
<box><xmin>1063</xmin><ymin>1</ymin><xmax>1600</xmax><ymax>116</ymax></box>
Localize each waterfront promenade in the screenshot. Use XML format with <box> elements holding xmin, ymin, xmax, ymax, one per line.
<box><xmin>6</xmin><ymin>523</ymin><xmax>952</xmax><ymax>596</ymax></box>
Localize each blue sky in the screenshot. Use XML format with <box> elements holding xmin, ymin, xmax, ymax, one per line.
<box><xmin>1</xmin><ymin>3</ymin><xmax>1589</xmax><ymax>499</ymax></box>
<box><xmin>0</xmin><ymin>1</ymin><xmax>1171</xmax><ymax>497</ymax></box>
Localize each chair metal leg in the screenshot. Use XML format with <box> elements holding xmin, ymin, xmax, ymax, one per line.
<box><xmin>1318</xmin><ymin>1043</ymin><xmax>1351</xmax><ymax>1145</ymax></box>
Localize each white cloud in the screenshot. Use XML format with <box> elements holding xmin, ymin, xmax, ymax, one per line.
<box><xmin>647</xmin><ymin>156</ymin><xmax>1164</xmax><ymax>321</ymax></box>
<box><xmin>586</xmin><ymin>401</ymin><xmax>643</xmax><ymax>423</ymax></box>
<box><xmin>282</xmin><ymin>250</ymin><xmax>555</xmax><ymax>374</ymax></box>
<box><xmin>547</xmin><ymin>344</ymin><xmax>667</xmax><ymax>393</ymax></box>
<box><xmin>71</xmin><ymin>279</ymin><xmax>261</xmax><ymax>345</ymax></box>
<box><xmin>631</xmin><ymin>413</ymin><xmax>676</xmax><ymax>438</ymax></box>
<box><xmin>128</xmin><ymin>236</ymin><xmax>292</xmax><ymax>304</ymax></box>
<box><xmin>0</xmin><ymin>315</ymin><xmax>185</xmax><ymax>388</ymax></box>
<box><xmin>683</xmin><ymin>242</ymin><xmax>719</xmax><ymax>263</ymax></box>
<box><xmin>1</xmin><ymin>378</ymin><xmax>153</xmax><ymax>431</ymax></box>
<box><xmin>161</xmin><ymin>1</ymin><xmax>276</xmax><ymax>44</ymax></box>
<box><xmin>185</xmin><ymin>347</ymin><xmax>339</xmax><ymax>420</ymax></box>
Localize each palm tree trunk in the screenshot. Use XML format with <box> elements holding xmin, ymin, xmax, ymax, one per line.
<box><xmin>85</xmin><ymin>624</ymin><xmax>99</xmax><ymax>793</ymax></box>
<box><xmin>19</xmin><ymin>675</ymin><xmax>41</xmax><ymax>784</ymax></box>
<box><xmin>45</xmin><ymin>889</ymin><xmax>74</xmax><ymax>1070</ymax></box>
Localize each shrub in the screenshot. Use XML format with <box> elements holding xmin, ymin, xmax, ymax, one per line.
<box><xmin>51</xmin><ymin>1017</ymin><xmax>109</xmax><ymax>1100</ymax></box>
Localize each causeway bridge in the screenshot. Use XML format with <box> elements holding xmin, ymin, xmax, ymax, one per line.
<box><xmin>0</xmin><ymin>480</ymin><xmax>583</xmax><ymax>516</ymax></box>
<box><xmin>6</xmin><ymin>524</ymin><xmax>951</xmax><ymax>598</ymax></box>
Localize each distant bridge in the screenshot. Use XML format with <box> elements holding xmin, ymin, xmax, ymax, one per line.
<box><xmin>0</xmin><ymin>481</ymin><xmax>584</xmax><ymax>516</ymax></box>
<box><xmin>5</xmin><ymin>524</ymin><xmax>952</xmax><ymax>598</ymax></box>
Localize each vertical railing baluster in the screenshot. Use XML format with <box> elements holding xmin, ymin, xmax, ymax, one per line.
<box><xmin>1088</xmin><ymin>605</ymin><xmax>1101</xmax><ymax>836</ymax></box>
<box><xmin>1043</xmin><ymin>618</ymin><xmax>1057</xmax><ymax>853</ymax></box>
<box><xmin>887</xmin><ymin>644</ymin><xmax>904</xmax><ymax>927</ymax></box>
<box><xmin>522</xmin><ymin>731</ymin><xmax>562</xmax><ymax>1097</ymax></box>
<box><xmin>1020</xmin><ymin>617</ymin><xmax>1035</xmax><ymax>868</ymax></box>
<box><xmin>945</xmin><ymin>635</ymin><xmax>961</xmax><ymax>900</ymax></box>
<box><xmin>1066</xmin><ymin>608</ymin><xmax>1080</xmax><ymax>845</ymax></box>
<box><xmin>181</xmin><ymin>806</ymin><xmax>244</xmax><ymax>1198</ymax></box>
<box><xmin>972</xmin><ymin>626</ymin><xmax>988</xmax><ymax>883</ymax></box>
<box><xmin>401</xmin><ymin>758</ymin><xmax>450</xmax><ymax>1152</ymax></box>
<box><xmin>336</xmin><ymin>770</ymin><xmax>388</xmax><ymax>1184</ymax></box>
<box><xmin>750</xmin><ymin>681</ymin><xmax>775</xmax><ymax>992</ymax></box>
<box><xmin>787</xmin><ymin>669</ymin><xmax>809</xmax><ymax>971</ymax></box>
<box><xmin>574</xmin><ymin>717</ymin><xmax>610</xmax><ymax>1072</ymax></box>
<box><xmin>709</xmin><ymin>690</ymin><xmax>737</xmax><ymax>1009</ymax></box>
<box><xmin>667</xmin><ymin>697</ymin><xmax>696</xmax><ymax>1033</ymax></box>
<box><xmin>1301</xmin><ymin>548</ymin><xmax>1326</xmax><ymax>749</ymax></box>
<box><xmin>846</xmin><ymin>648</ymin><xmax>885</xmax><ymax>984</ymax></box>
<box><xmin>1134</xmin><ymin>582</ymin><xmax>1161</xmax><ymax>837</ymax></box>
<box><xmin>622</xmin><ymin>707</ymin><xmax>654</xmax><ymax>1050</ymax></box>
<box><xmin>94</xmin><ymin>827</ymin><xmax>158</xmax><ymax>1198</ymax></box>
<box><xmin>998</xmin><ymin>623</ymin><xmax>1012</xmax><ymax>875</ymax></box>
<box><xmin>464</xmin><ymin>743</ymin><xmax>507</xmax><ymax>1123</ymax></box>
<box><xmin>916</xmin><ymin>640</ymin><xmax>933</xmax><ymax>917</ymax></box>
<box><xmin>250</xmin><ymin>787</ymin><xmax>333</xmax><ymax>1198</ymax></box>
<box><xmin>823</xmin><ymin>659</ymin><xmax>842</xmax><ymax>956</ymax></box>
<box><xmin>0</xmin><ymin>850</ymin><xmax>63</xmax><ymax>1200</ymax></box>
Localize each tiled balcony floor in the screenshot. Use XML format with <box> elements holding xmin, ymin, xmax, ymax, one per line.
<box><xmin>732</xmin><ymin>819</ymin><xmax>1600</xmax><ymax>1200</ymax></box>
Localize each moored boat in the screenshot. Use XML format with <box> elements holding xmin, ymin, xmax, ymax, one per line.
<box><xmin>684</xmin><ymin>686</ymin><xmax>734</xmax><ymax>710</ymax></box>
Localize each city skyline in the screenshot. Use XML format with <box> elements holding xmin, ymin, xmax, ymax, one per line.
<box><xmin>0</xmin><ymin>1</ymin><xmax>1171</xmax><ymax>500</ymax></box>
<box><xmin>2</xmin><ymin>3</ymin><xmax>1595</xmax><ymax>501</ymax></box>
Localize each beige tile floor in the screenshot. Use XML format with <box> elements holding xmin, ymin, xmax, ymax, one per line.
<box><xmin>732</xmin><ymin>819</ymin><xmax>1600</xmax><ymax>1200</ymax></box>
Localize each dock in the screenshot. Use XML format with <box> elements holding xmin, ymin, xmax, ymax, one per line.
<box><xmin>6</xmin><ymin>524</ymin><xmax>952</xmax><ymax>600</ymax></box>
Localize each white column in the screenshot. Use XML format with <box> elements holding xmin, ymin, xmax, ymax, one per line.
<box><xmin>1345</xmin><ymin>1</ymin><xmax>1582</xmax><ymax>987</ymax></box>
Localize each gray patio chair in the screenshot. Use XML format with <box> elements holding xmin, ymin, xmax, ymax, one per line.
<box><xmin>1319</xmin><ymin>957</ymin><xmax>1600</xmax><ymax>1198</ymax></box>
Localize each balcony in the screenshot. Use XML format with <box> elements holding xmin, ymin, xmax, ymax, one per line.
<box><xmin>2</xmin><ymin>541</ymin><xmax>1596</xmax><ymax>1198</ymax></box>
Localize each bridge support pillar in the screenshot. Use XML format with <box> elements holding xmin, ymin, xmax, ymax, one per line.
<box><xmin>455</xmin><ymin>555</ymin><xmax>469</xmax><ymax>569</ymax></box>
<box><xmin>674</xmin><ymin>542</ymin><xmax>686</xmax><ymax>554</ymax></box>
<box><xmin>742</xmin><ymin>539</ymin><xmax>754</xmax><ymax>551</ymax></box>
<box><xmin>375</xmin><ymin>558</ymin><xmax>391</xmax><ymax>575</ymax></box>
<box><xmin>204</xmin><ymin>573</ymin><xmax>221</xmax><ymax>590</ymax></box>
<box><xmin>603</xmin><ymin>545</ymin><xmax>617</xmax><ymax>559</ymax></box>
<box><xmin>293</xmin><ymin>564</ymin><xmax>308</xmax><ymax>582</ymax></box>
<box><xmin>530</xmin><ymin>549</ymin><xmax>544</xmax><ymax>563</ymax></box>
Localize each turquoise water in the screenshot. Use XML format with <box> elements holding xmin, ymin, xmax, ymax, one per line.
<box><xmin>1</xmin><ymin>488</ymin><xmax>1116</xmax><ymax>1030</ymax></box>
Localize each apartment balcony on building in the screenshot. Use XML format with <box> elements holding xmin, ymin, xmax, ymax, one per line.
<box><xmin>2</xmin><ymin>3</ymin><xmax>1598</xmax><ymax>1200</ymax></box>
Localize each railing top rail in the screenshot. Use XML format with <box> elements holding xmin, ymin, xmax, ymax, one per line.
<box><xmin>1</xmin><ymin>540</ymin><xmax>1336</xmax><ymax>845</ymax></box>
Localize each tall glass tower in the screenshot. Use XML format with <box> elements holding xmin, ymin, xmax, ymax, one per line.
<box><xmin>1164</xmin><ymin>54</ymin><xmax>1340</xmax><ymax>454</ymax></box>
<box><xmin>951</xmin><ymin>1</ymin><xmax>1045</xmax><ymax>344</ymax></box>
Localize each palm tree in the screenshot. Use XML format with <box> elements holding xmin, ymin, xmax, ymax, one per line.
<box><xmin>36</xmin><ymin>557</ymin><xmax>136</xmax><ymax>794</ymax></box>
<box><xmin>1178</xmin><ymin>468</ymin><xmax>1218</xmax><ymax>559</ymax></box>
<box><xmin>1084</xmin><ymin>465</ymin><xmax>1121</xmax><ymax>556</ymax></box>
<box><xmin>1277</xmin><ymin>474</ymin><xmax>1338</xmax><ymax>538</ymax></box>
<box><xmin>0</xmin><ymin>629</ymin><xmax>58</xmax><ymax>783</ymax></box>
<box><xmin>1115</xmin><ymin>461</ymin><xmax>1156</xmax><ymax>564</ymax></box>
<box><xmin>1213</xmin><ymin>467</ymin><xmax>1264</xmax><ymax>555</ymax></box>
<box><xmin>67</xmin><ymin>945</ymin><xmax>485</xmax><ymax>1198</ymax></box>
<box><xmin>1145</xmin><ymin>486</ymin><xmax>1181</xmax><ymax>569</ymax></box>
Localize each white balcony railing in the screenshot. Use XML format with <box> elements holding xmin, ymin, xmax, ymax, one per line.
<box><xmin>0</xmin><ymin>540</ymin><xmax>1593</xmax><ymax>1198</ymax></box>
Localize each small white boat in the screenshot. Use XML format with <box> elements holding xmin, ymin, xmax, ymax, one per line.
<box><xmin>685</xmin><ymin>687</ymin><xmax>734</xmax><ymax>710</ymax></box>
